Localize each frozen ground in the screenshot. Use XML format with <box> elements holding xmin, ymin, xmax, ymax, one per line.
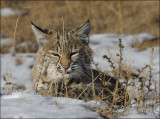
<box><xmin>1</xmin><ymin>33</ymin><xmax>159</xmax><ymax>118</ymax></box>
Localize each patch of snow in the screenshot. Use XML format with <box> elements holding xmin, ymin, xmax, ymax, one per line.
<box><xmin>90</xmin><ymin>33</ymin><xmax>156</xmax><ymax>47</ymax></box>
<box><xmin>121</xmin><ymin>114</ymin><xmax>156</xmax><ymax>118</ymax></box>
<box><xmin>2</xmin><ymin>92</ymin><xmax>21</xmax><ymax>99</ymax></box>
<box><xmin>1</xmin><ymin>8</ymin><xmax>22</xmax><ymax>17</ymax></box>
<box><xmin>1</xmin><ymin>38</ymin><xmax>13</xmax><ymax>45</ymax></box>
<box><xmin>1</xmin><ymin>92</ymin><xmax>102</xmax><ymax>118</ymax></box>
<box><xmin>1</xmin><ymin>53</ymin><xmax>35</xmax><ymax>90</ymax></box>
<box><xmin>16</xmin><ymin>42</ymin><xmax>38</xmax><ymax>47</ymax></box>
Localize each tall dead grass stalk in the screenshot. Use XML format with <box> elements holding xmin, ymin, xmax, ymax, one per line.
<box><xmin>3</xmin><ymin>14</ymin><xmax>21</xmax><ymax>95</ymax></box>
<box><xmin>21</xmin><ymin>88</ymin><xmax>32</xmax><ymax>105</ymax></box>
<box><xmin>117</xmin><ymin>0</ymin><xmax>123</xmax><ymax>34</ymax></box>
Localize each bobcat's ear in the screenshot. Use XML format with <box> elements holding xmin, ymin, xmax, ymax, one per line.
<box><xmin>75</xmin><ymin>19</ymin><xmax>92</xmax><ymax>37</ymax></box>
<box><xmin>31</xmin><ymin>21</ymin><xmax>51</xmax><ymax>47</ymax></box>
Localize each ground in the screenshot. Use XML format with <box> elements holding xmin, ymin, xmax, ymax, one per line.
<box><xmin>1</xmin><ymin>33</ymin><xmax>159</xmax><ymax>118</ymax></box>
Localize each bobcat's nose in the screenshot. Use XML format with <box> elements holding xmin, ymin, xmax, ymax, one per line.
<box><xmin>62</xmin><ymin>65</ymin><xmax>69</xmax><ymax>71</ymax></box>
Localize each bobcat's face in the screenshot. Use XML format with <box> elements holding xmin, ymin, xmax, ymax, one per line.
<box><xmin>32</xmin><ymin>20</ymin><xmax>92</xmax><ymax>82</ymax></box>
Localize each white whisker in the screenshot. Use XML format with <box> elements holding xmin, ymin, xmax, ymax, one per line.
<box><xmin>75</xmin><ymin>69</ymin><xmax>90</xmax><ymax>80</ymax></box>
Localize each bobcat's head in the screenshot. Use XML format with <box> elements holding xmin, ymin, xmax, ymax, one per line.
<box><xmin>32</xmin><ymin>20</ymin><xmax>93</xmax><ymax>82</ymax></box>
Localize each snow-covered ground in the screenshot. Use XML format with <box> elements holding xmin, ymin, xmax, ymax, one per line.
<box><xmin>1</xmin><ymin>92</ymin><xmax>102</xmax><ymax>118</ymax></box>
<box><xmin>90</xmin><ymin>34</ymin><xmax>159</xmax><ymax>81</ymax></box>
<box><xmin>1</xmin><ymin>33</ymin><xmax>159</xmax><ymax>118</ymax></box>
<box><xmin>0</xmin><ymin>8</ymin><xmax>23</xmax><ymax>17</ymax></box>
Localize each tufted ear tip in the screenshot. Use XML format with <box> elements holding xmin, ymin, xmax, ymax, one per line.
<box><xmin>87</xmin><ymin>19</ymin><xmax>90</xmax><ymax>23</ymax></box>
<box><xmin>31</xmin><ymin>21</ymin><xmax>37</xmax><ymax>28</ymax></box>
<box><xmin>31</xmin><ymin>21</ymin><xmax>49</xmax><ymax>35</ymax></box>
<box><xmin>31</xmin><ymin>20</ymin><xmax>34</xmax><ymax>25</ymax></box>
<box><xmin>31</xmin><ymin>22</ymin><xmax>51</xmax><ymax>47</ymax></box>
<box><xmin>75</xmin><ymin>20</ymin><xmax>92</xmax><ymax>37</ymax></box>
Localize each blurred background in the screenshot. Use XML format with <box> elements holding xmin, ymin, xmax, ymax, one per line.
<box><xmin>1</xmin><ymin>1</ymin><xmax>159</xmax><ymax>53</ymax></box>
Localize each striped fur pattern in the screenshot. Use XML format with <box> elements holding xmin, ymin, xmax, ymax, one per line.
<box><xmin>31</xmin><ymin>20</ymin><xmax>93</xmax><ymax>91</ymax></box>
<box><xmin>31</xmin><ymin>21</ymin><xmax>128</xmax><ymax>106</ymax></box>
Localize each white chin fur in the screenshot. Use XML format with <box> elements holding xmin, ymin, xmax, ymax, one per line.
<box><xmin>47</xmin><ymin>65</ymin><xmax>71</xmax><ymax>82</ymax></box>
<box><xmin>64</xmin><ymin>74</ymin><xmax>70</xmax><ymax>79</ymax></box>
<box><xmin>47</xmin><ymin>72</ymin><xmax>70</xmax><ymax>83</ymax></box>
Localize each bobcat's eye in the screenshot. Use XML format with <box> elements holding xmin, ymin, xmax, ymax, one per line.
<box><xmin>48</xmin><ymin>50</ymin><xmax>60</xmax><ymax>58</ymax></box>
<box><xmin>69</xmin><ymin>51</ymin><xmax>79</xmax><ymax>57</ymax></box>
<box><xmin>51</xmin><ymin>52</ymin><xmax>60</xmax><ymax>58</ymax></box>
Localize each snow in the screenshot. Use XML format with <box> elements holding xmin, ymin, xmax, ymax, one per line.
<box><xmin>1</xmin><ymin>92</ymin><xmax>102</xmax><ymax>118</ymax></box>
<box><xmin>90</xmin><ymin>33</ymin><xmax>156</xmax><ymax>47</ymax></box>
<box><xmin>1</xmin><ymin>33</ymin><xmax>159</xmax><ymax>118</ymax></box>
<box><xmin>1</xmin><ymin>53</ymin><xmax>34</xmax><ymax>90</ymax></box>
<box><xmin>1</xmin><ymin>8</ymin><xmax>23</xmax><ymax>17</ymax></box>
<box><xmin>1</xmin><ymin>38</ymin><xmax>13</xmax><ymax>45</ymax></box>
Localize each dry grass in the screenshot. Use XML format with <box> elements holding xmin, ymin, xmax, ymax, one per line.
<box><xmin>1</xmin><ymin>1</ymin><xmax>159</xmax><ymax>53</ymax></box>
